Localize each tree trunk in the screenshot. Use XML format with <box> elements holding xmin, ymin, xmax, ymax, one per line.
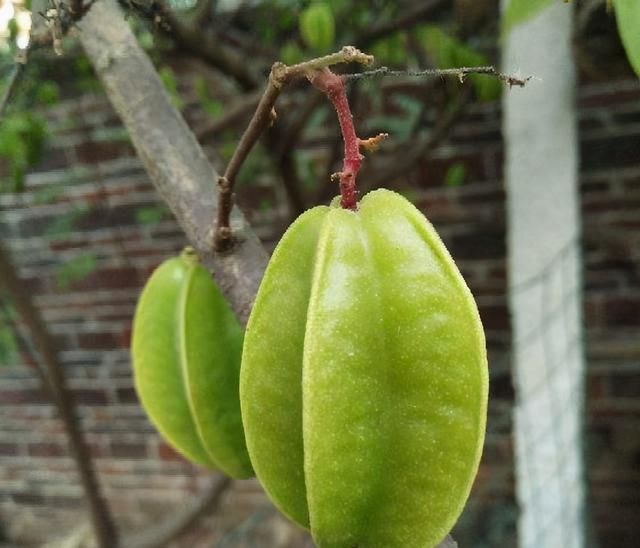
<box><xmin>76</xmin><ymin>0</ymin><xmax>269</xmax><ymax>325</ymax></box>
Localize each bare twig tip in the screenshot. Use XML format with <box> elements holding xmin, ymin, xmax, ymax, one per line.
<box><xmin>359</xmin><ymin>133</ymin><xmax>388</xmax><ymax>153</ymax></box>
<box><xmin>340</xmin><ymin>45</ymin><xmax>374</xmax><ymax>65</ymax></box>
<box><xmin>343</xmin><ymin>65</ymin><xmax>533</xmax><ymax>90</ymax></box>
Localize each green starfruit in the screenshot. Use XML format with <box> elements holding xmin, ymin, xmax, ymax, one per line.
<box><xmin>240</xmin><ymin>189</ymin><xmax>488</xmax><ymax>547</ymax></box>
<box><xmin>132</xmin><ymin>248</ymin><xmax>253</xmax><ymax>479</ymax></box>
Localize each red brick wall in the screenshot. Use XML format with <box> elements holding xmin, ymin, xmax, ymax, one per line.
<box><xmin>1</xmin><ymin>79</ymin><xmax>639</xmax><ymax>546</ymax></box>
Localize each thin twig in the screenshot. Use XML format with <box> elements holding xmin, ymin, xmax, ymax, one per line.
<box><xmin>0</xmin><ymin>49</ymin><xmax>28</xmax><ymax>119</ymax></box>
<box><xmin>308</xmin><ymin>68</ymin><xmax>363</xmax><ymax>210</ymax></box>
<box><xmin>213</xmin><ymin>46</ymin><xmax>373</xmax><ymax>249</ymax></box>
<box><xmin>344</xmin><ymin>65</ymin><xmax>532</xmax><ymax>88</ymax></box>
<box><xmin>126</xmin><ymin>476</ymin><xmax>232</xmax><ymax>548</ymax></box>
<box><xmin>218</xmin><ymin>84</ymin><xmax>281</xmax><ymax>195</ymax></box>
<box><xmin>141</xmin><ymin>0</ymin><xmax>259</xmax><ymax>90</ymax></box>
<box><xmin>267</xmin><ymin>126</ymin><xmax>307</xmax><ymax>217</ymax></box>
<box><xmin>214</xmin><ymin>176</ymin><xmax>234</xmax><ymax>251</ymax></box>
<box><xmin>222</xmin><ymin>46</ymin><xmax>372</xmax><ymax>185</ymax></box>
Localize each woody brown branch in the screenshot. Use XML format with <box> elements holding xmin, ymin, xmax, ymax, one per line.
<box><xmin>213</xmin><ymin>46</ymin><xmax>373</xmax><ymax>249</ymax></box>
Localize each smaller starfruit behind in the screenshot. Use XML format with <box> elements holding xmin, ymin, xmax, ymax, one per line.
<box><xmin>241</xmin><ymin>189</ymin><xmax>488</xmax><ymax>547</ymax></box>
<box><xmin>132</xmin><ymin>247</ymin><xmax>253</xmax><ymax>479</ymax></box>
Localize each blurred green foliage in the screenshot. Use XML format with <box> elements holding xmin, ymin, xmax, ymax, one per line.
<box><xmin>367</xmin><ymin>94</ymin><xmax>423</xmax><ymax>141</ymax></box>
<box><xmin>0</xmin><ymin>303</ymin><xmax>18</xmax><ymax>367</ymax></box>
<box><xmin>33</xmin><ymin>185</ymin><xmax>64</xmax><ymax>206</ymax></box>
<box><xmin>300</xmin><ymin>2</ymin><xmax>335</xmax><ymax>53</ymax></box>
<box><xmin>0</xmin><ymin>47</ymin><xmax>60</xmax><ymax>193</ymax></box>
<box><xmin>71</xmin><ymin>57</ymin><xmax>102</xmax><ymax>93</ymax></box>
<box><xmin>417</xmin><ymin>25</ymin><xmax>502</xmax><ymax>102</ymax></box>
<box><xmin>501</xmin><ymin>0</ymin><xmax>555</xmax><ymax>35</ymax></box>
<box><xmin>56</xmin><ymin>253</ymin><xmax>98</xmax><ymax>290</ymax></box>
<box><xmin>194</xmin><ymin>75</ymin><xmax>223</xmax><ymax>119</ymax></box>
<box><xmin>445</xmin><ymin>162</ymin><xmax>466</xmax><ymax>188</ymax></box>
<box><xmin>45</xmin><ymin>205</ymin><xmax>91</xmax><ymax>240</ymax></box>
<box><xmin>280</xmin><ymin>41</ymin><xmax>306</xmax><ymax>65</ymax></box>
<box><xmin>159</xmin><ymin>66</ymin><xmax>184</xmax><ymax>110</ymax></box>
<box><xmin>0</xmin><ymin>112</ymin><xmax>48</xmax><ymax>192</ymax></box>
<box><xmin>370</xmin><ymin>32</ymin><xmax>408</xmax><ymax>67</ymax></box>
<box><xmin>136</xmin><ymin>205</ymin><xmax>170</xmax><ymax>226</ymax></box>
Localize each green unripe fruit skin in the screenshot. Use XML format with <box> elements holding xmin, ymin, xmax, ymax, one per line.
<box><xmin>132</xmin><ymin>249</ymin><xmax>253</xmax><ymax>479</ymax></box>
<box><xmin>240</xmin><ymin>189</ymin><xmax>488</xmax><ymax>547</ymax></box>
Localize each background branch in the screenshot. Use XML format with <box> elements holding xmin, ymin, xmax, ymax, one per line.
<box><xmin>137</xmin><ymin>0</ymin><xmax>259</xmax><ymax>91</ymax></box>
<box><xmin>357</xmin><ymin>0</ymin><xmax>448</xmax><ymax>48</ymax></box>
<box><xmin>0</xmin><ymin>241</ymin><xmax>119</xmax><ymax>548</ymax></box>
<box><xmin>362</xmin><ymin>84</ymin><xmax>475</xmax><ymax>190</ymax></box>
<box><xmin>0</xmin><ymin>49</ymin><xmax>28</xmax><ymax>118</ymax></box>
<box><xmin>127</xmin><ymin>476</ymin><xmax>232</xmax><ymax>548</ymax></box>
<box><xmin>266</xmin><ymin>126</ymin><xmax>307</xmax><ymax>216</ymax></box>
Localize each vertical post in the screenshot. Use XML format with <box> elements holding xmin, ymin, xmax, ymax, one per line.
<box><xmin>502</xmin><ymin>2</ymin><xmax>586</xmax><ymax>548</ymax></box>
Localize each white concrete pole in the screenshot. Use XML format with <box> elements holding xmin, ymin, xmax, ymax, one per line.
<box><xmin>502</xmin><ymin>2</ymin><xmax>585</xmax><ymax>548</ymax></box>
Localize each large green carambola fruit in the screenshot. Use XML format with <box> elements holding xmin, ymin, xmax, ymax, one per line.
<box><xmin>132</xmin><ymin>248</ymin><xmax>253</xmax><ymax>479</ymax></box>
<box><xmin>240</xmin><ymin>189</ymin><xmax>488</xmax><ymax>547</ymax></box>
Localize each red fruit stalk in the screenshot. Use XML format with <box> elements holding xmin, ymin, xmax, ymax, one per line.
<box><xmin>309</xmin><ymin>68</ymin><xmax>362</xmax><ymax>210</ymax></box>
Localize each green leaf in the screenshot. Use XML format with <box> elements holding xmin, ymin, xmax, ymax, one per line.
<box><xmin>366</xmin><ymin>115</ymin><xmax>414</xmax><ymax>141</ymax></box>
<box><xmin>73</xmin><ymin>56</ymin><xmax>101</xmax><ymax>93</ymax></box>
<box><xmin>300</xmin><ymin>2</ymin><xmax>335</xmax><ymax>52</ymax></box>
<box><xmin>36</xmin><ymin>82</ymin><xmax>60</xmax><ymax>106</ymax></box>
<box><xmin>416</xmin><ymin>25</ymin><xmax>501</xmax><ymax>102</ymax></box>
<box><xmin>501</xmin><ymin>0</ymin><xmax>555</xmax><ymax>35</ymax></box>
<box><xmin>136</xmin><ymin>205</ymin><xmax>168</xmax><ymax>226</ymax></box>
<box><xmin>469</xmin><ymin>74</ymin><xmax>502</xmax><ymax>102</ymax></box>
<box><xmin>193</xmin><ymin>76</ymin><xmax>223</xmax><ymax>119</ymax></box>
<box><xmin>24</xmin><ymin>117</ymin><xmax>48</xmax><ymax>165</ymax></box>
<box><xmin>365</xmin><ymin>94</ymin><xmax>424</xmax><ymax>142</ymax></box>
<box><xmin>33</xmin><ymin>185</ymin><xmax>64</xmax><ymax>205</ymax></box>
<box><xmin>0</xmin><ymin>112</ymin><xmax>48</xmax><ymax>193</ymax></box>
<box><xmin>370</xmin><ymin>33</ymin><xmax>407</xmax><ymax>67</ymax></box>
<box><xmin>295</xmin><ymin>151</ymin><xmax>319</xmax><ymax>190</ymax></box>
<box><xmin>0</xmin><ymin>312</ymin><xmax>18</xmax><ymax>366</ymax></box>
<box><xmin>159</xmin><ymin>66</ymin><xmax>184</xmax><ymax>110</ymax></box>
<box><xmin>259</xmin><ymin>199</ymin><xmax>273</xmax><ymax>213</ymax></box>
<box><xmin>280</xmin><ymin>41</ymin><xmax>306</xmax><ymax>66</ymax></box>
<box><xmin>7</xmin><ymin>18</ymin><xmax>18</xmax><ymax>42</ymax></box>
<box><xmin>11</xmin><ymin>165</ymin><xmax>25</xmax><ymax>192</ymax></box>
<box><xmin>45</xmin><ymin>206</ymin><xmax>90</xmax><ymax>239</ymax></box>
<box><xmin>445</xmin><ymin>162</ymin><xmax>466</xmax><ymax>187</ymax></box>
<box><xmin>614</xmin><ymin>0</ymin><xmax>640</xmax><ymax>77</ymax></box>
<box><xmin>56</xmin><ymin>253</ymin><xmax>98</xmax><ymax>290</ymax></box>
